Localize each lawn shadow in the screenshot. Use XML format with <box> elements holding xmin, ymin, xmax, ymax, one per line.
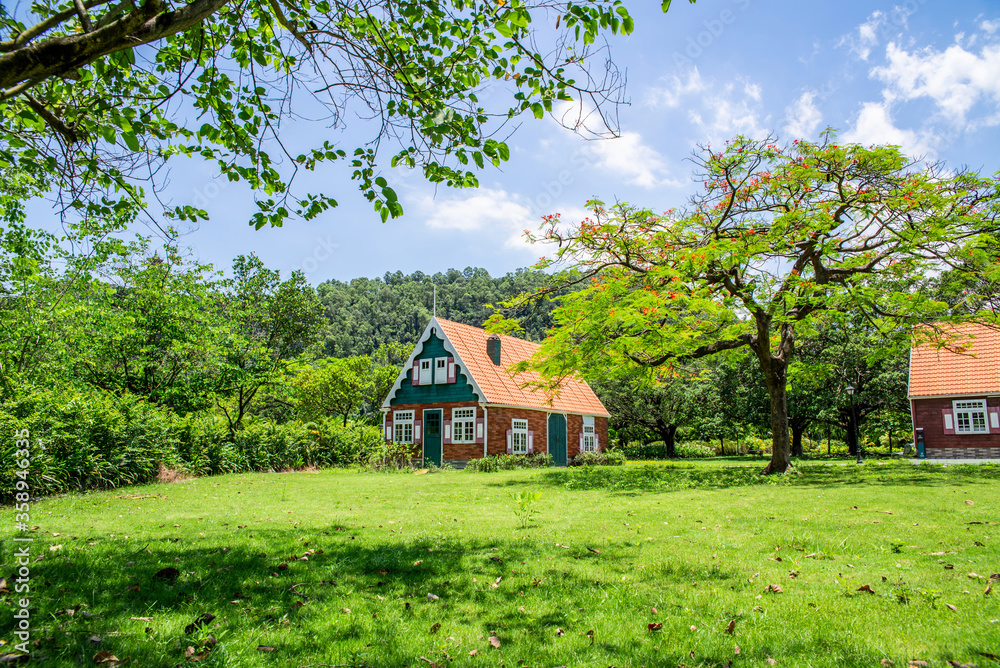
<box><xmin>493</xmin><ymin>462</ymin><xmax>1000</xmax><ymax>494</ymax></box>
<box><xmin>3</xmin><ymin>523</ymin><xmax>677</xmax><ymax>666</ymax></box>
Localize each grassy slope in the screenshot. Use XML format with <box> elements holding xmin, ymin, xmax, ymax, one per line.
<box><xmin>2</xmin><ymin>462</ymin><xmax>999</xmax><ymax>667</ymax></box>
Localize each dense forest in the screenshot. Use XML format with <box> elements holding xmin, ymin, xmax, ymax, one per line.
<box><xmin>315</xmin><ymin>267</ymin><xmax>577</xmax><ymax>357</ymax></box>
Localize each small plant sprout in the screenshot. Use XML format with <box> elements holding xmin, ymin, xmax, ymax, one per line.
<box><xmin>511</xmin><ymin>490</ymin><xmax>543</xmax><ymax>528</ymax></box>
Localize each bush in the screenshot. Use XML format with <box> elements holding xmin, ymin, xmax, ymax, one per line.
<box><xmin>0</xmin><ymin>386</ymin><xmax>182</xmax><ymax>500</ymax></box>
<box><xmin>466</xmin><ymin>453</ymin><xmax>553</xmax><ymax>472</ymax></box>
<box><xmin>569</xmin><ymin>450</ymin><xmax>627</xmax><ymax>467</ymax></box>
<box><xmin>0</xmin><ymin>386</ymin><xmax>388</xmax><ymax>501</ymax></box>
<box><xmin>675</xmin><ymin>442</ymin><xmax>717</xmax><ymax>458</ymax></box>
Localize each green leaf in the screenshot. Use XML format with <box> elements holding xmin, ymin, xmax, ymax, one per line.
<box><xmin>530</xmin><ymin>102</ymin><xmax>544</xmax><ymax>120</ymax></box>
<box><xmin>122</xmin><ymin>132</ymin><xmax>140</xmax><ymax>152</ymax></box>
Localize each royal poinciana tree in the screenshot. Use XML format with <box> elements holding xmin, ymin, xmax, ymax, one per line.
<box><xmin>0</xmin><ymin>0</ymin><xmax>689</xmax><ymax>229</ymax></box>
<box><xmin>495</xmin><ymin>133</ymin><xmax>999</xmax><ymax>474</ymax></box>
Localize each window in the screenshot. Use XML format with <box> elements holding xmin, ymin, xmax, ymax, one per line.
<box><xmin>953</xmin><ymin>400</ymin><xmax>988</xmax><ymax>434</ymax></box>
<box><xmin>582</xmin><ymin>415</ymin><xmax>597</xmax><ymax>452</ymax></box>
<box><xmin>419</xmin><ymin>359</ymin><xmax>432</xmax><ymax>385</ymax></box>
<box><xmin>434</xmin><ymin>357</ymin><xmax>448</xmax><ymax>384</ymax></box>
<box><xmin>453</xmin><ymin>408</ymin><xmax>476</xmax><ymax>443</ymax></box>
<box><xmin>394</xmin><ymin>411</ymin><xmax>414</xmax><ymax>443</ymax></box>
<box><xmin>512</xmin><ymin>419</ymin><xmax>528</xmax><ymax>454</ymax></box>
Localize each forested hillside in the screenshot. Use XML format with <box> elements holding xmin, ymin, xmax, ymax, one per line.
<box><xmin>316</xmin><ymin>267</ymin><xmax>578</xmax><ymax>357</ymax></box>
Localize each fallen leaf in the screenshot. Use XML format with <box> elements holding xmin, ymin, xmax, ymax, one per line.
<box><xmin>183</xmin><ymin>613</ymin><xmax>215</xmax><ymax>635</ymax></box>
<box><xmin>908</xmin><ymin>662</ymin><xmax>929</xmax><ymax>667</ymax></box>
<box><xmin>427</xmin><ymin>593</ymin><xmax>439</xmax><ymax>601</ymax></box>
<box><xmin>489</xmin><ymin>556</ymin><xmax>503</xmax><ymax>563</ymax></box>
<box><xmin>765</xmin><ymin>584</ymin><xmax>784</xmax><ymax>593</ymax></box>
<box><xmin>585</xmin><ymin>629</ymin><xmax>594</xmax><ymax>645</ymax></box>
<box><xmin>725</xmin><ymin>619</ymin><xmax>735</xmax><ymax>634</ymax></box>
<box><xmin>985</xmin><ymin>584</ymin><xmax>992</xmax><ymax>596</ymax></box>
<box><xmin>767</xmin><ymin>657</ymin><xmax>777</xmax><ymax>665</ymax></box>
<box><xmin>857</xmin><ymin>585</ymin><xmax>875</xmax><ymax>594</ymax></box>
<box><xmin>556</xmin><ymin>628</ymin><xmax>565</xmax><ymax>636</ymax></box>
<box><xmin>651</xmin><ymin>607</ymin><xmax>657</xmax><ymax>614</ymax></box>
<box><xmin>944</xmin><ymin>564</ymin><xmax>954</xmax><ymax>570</ymax></box>
<box><xmin>256</xmin><ymin>645</ymin><xmax>276</xmax><ymax>652</ymax></box>
<box><xmin>968</xmin><ymin>573</ymin><xmax>980</xmax><ymax>579</ymax></box>
<box><xmin>341</xmin><ymin>608</ymin><xmax>351</xmax><ymax>614</ymax></box>
<box><xmin>946</xmin><ymin>604</ymin><xmax>958</xmax><ymax>612</ymax></box>
<box><xmin>734</xmin><ymin>645</ymin><xmax>741</xmax><ymax>656</ymax></box>
<box><xmin>93</xmin><ymin>651</ymin><xmax>119</xmax><ymax>664</ymax></box>
<box><xmin>881</xmin><ymin>660</ymin><xmax>894</xmax><ymax>666</ymax></box>
<box><xmin>965</xmin><ymin>500</ymin><xmax>975</xmax><ymax>505</ymax></box>
<box><xmin>489</xmin><ymin>635</ymin><xmax>501</xmax><ymax>649</ymax></box>
<box><xmin>429</xmin><ymin>623</ymin><xmax>441</xmax><ymax>634</ymax></box>
<box><xmin>468</xmin><ymin>649</ymin><xmax>478</xmax><ymax>656</ymax></box>
<box><xmin>647</xmin><ymin>622</ymin><xmax>663</xmax><ymax>631</ymax></box>
<box><xmin>587</xmin><ymin>547</ymin><xmax>600</xmax><ymax>554</ymax></box>
<box><xmin>690</xmin><ymin>625</ymin><xmax>697</xmax><ymax>631</ymax></box>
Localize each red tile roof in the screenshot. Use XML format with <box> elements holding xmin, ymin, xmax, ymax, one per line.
<box><xmin>909</xmin><ymin>323</ymin><xmax>1000</xmax><ymax>398</ymax></box>
<box><xmin>436</xmin><ymin>318</ymin><xmax>609</xmax><ymax>416</ymax></box>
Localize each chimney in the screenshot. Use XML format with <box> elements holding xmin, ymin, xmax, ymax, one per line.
<box><xmin>486</xmin><ymin>334</ymin><xmax>501</xmax><ymax>366</ymax></box>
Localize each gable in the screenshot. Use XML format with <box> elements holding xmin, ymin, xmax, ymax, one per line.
<box><xmin>389</xmin><ymin>332</ymin><xmax>478</xmax><ymax>405</ymax></box>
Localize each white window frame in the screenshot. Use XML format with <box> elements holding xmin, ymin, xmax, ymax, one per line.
<box><xmin>434</xmin><ymin>357</ymin><xmax>448</xmax><ymax>385</ymax></box>
<box><xmin>582</xmin><ymin>415</ymin><xmax>597</xmax><ymax>452</ymax></box>
<box><xmin>453</xmin><ymin>408</ymin><xmax>476</xmax><ymax>443</ymax></box>
<box><xmin>512</xmin><ymin>418</ymin><xmax>529</xmax><ymax>455</ymax></box>
<box><xmin>393</xmin><ymin>410</ymin><xmax>414</xmax><ymax>443</ymax></box>
<box><xmin>953</xmin><ymin>399</ymin><xmax>988</xmax><ymax>434</ymax></box>
<box><xmin>419</xmin><ymin>359</ymin><xmax>432</xmax><ymax>386</ymax></box>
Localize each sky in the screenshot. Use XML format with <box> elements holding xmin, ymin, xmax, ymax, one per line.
<box><xmin>46</xmin><ymin>0</ymin><xmax>1000</xmax><ymax>285</ymax></box>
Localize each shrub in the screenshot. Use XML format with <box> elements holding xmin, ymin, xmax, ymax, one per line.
<box><xmin>466</xmin><ymin>453</ymin><xmax>553</xmax><ymax>472</ymax></box>
<box><xmin>569</xmin><ymin>450</ymin><xmax>626</xmax><ymax>467</ymax></box>
<box><xmin>675</xmin><ymin>442</ymin><xmax>717</xmax><ymax>458</ymax></box>
<box><xmin>0</xmin><ymin>386</ymin><xmax>182</xmax><ymax>500</ymax></box>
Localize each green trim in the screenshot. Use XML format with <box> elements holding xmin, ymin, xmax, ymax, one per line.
<box><xmin>390</xmin><ymin>333</ymin><xmax>477</xmax><ymax>405</ymax></box>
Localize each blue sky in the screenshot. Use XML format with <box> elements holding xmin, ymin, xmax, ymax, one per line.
<box><xmin>71</xmin><ymin>0</ymin><xmax>1000</xmax><ymax>284</ymax></box>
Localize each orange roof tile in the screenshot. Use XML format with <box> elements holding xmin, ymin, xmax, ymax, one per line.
<box><xmin>436</xmin><ymin>318</ymin><xmax>609</xmax><ymax>416</ymax></box>
<box><xmin>909</xmin><ymin>323</ymin><xmax>1000</xmax><ymax>398</ymax></box>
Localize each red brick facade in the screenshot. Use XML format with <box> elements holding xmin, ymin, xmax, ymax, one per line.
<box><xmin>386</xmin><ymin>402</ymin><xmax>608</xmax><ymax>464</ymax></box>
<box><xmin>911</xmin><ymin>396</ymin><xmax>1000</xmax><ymax>457</ymax></box>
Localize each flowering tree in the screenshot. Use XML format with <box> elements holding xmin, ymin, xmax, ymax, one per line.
<box><xmin>495</xmin><ymin>134</ymin><xmax>999</xmax><ymax>474</ymax></box>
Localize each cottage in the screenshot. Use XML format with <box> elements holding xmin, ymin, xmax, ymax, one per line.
<box><xmin>381</xmin><ymin>317</ymin><xmax>609</xmax><ymax>467</ymax></box>
<box><xmin>908</xmin><ymin>323</ymin><xmax>1000</xmax><ymax>459</ymax></box>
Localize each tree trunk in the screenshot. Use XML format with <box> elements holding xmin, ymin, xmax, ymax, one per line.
<box><xmin>846</xmin><ymin>417</ymin><xmax>859</xmax><ymax>456</ymax></box>
<box><xmin>754</xmin><ymin>333</ymin><xmax>792</xmax><ymax>475</ymax></box>
<box><xmin>791</xmin><ymin>423</ymin><xmax>804</xmax><ymax>457</ymax></box>
<box><xmin>655</xmin><ymin>420</ymin><xmax>677</xmax><ymax>458</ymax></box>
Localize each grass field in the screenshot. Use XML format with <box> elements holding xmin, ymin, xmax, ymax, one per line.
<box><xmin>3</xmin><ymin>461</ymin><xmax>1000</xmax><ymax>667</ymax></box>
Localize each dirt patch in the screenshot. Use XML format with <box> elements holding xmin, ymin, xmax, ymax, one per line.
<box><xmin>157</xmin><ymin>464</ymin><xmax>191</xmax><ymax>484</ymax></box>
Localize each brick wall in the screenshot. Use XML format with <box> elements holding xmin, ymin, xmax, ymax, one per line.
<box><xmin>389</xmin><ymin>403</ymin><xmax>611</xmax><ymax>462</ymax></box>
<box><xmin>385</xmin><ymin>401</ymin><xmax>482</xmax><ymax>461</ymax></box>
<box><xmin>485</xmin><ymin>407</ymin><xmax>549</xmax><ymax>455</ymax></box>
<box><xmin>911</xmin><ymin>396</ymin><xmax>1000</xmax><ymax>453</ymax></box>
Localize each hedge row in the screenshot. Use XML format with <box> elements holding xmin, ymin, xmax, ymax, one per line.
<box><xmin>0</xmin><ymin>386</ymin><xmax>383</xmax><ymax>501</ymax></box>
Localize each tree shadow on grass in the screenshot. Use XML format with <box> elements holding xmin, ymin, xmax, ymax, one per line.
<box><xmin>1</xmin><ymin>523</ymin><xmax>748</xmax><ymax>667</ymax></box>
<box><xmin>504</xmin><ymin>462</ymin><xmax>1000</xmax><ymax>494</ymax></box>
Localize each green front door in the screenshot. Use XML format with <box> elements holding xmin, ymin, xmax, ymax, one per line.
<box><xmin>423</xmin><ymin>410</ymin><xmax>442</xmax><ymax>466</ymax></box>
<box><xmin>548</xmin><ymin>413</ymin><xmax>567</xmax><ymax>466</ymax></box>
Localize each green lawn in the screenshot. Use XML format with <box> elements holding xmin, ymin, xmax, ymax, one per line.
<box><xmin>3</xmin><ymin>461</ymin><xmax>1000</xmax><ymax>667</ymax></box>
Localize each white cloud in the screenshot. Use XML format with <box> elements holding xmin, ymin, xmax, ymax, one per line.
<box><xmin>847</xmin><ymin>10</ymin><xmax>885</xmax><ymax>61</ymax></box>
<box><xmin>980</xmin><ymin>19</ymin><xmax>999</xmax><ymax>34</ymax></box>
<box><xmin>784</xmin><ymin>91</ymin><xmax>823</xmax><ymax>140</ymax></box>
<box><xmin>843</xmin><ymin>101</ymin><xmax>936</xmax><ymax>158</ymax></box>
<box><xmin>587</xmin><ymin>132</ymin><xmax>679</xmax><ymax>189</ymax></box>
<box><xmin>872</xmin><ymin>41</ymin><xmax>1000</xmax><ymax>130</ymax></box>
<box><xmin>687</xmin><ymin>82</ymin><xmax>768</xmax><ymax>142</ymax></box>
<box><xmin>645</xmin><ymin>67</ymin><xmax>707</xmax><ymax>108</ymax></box>
<box><xmin>418</xmin><ymin>187</ymin><xmax>590</xmax><ymax>250</ymax></box>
